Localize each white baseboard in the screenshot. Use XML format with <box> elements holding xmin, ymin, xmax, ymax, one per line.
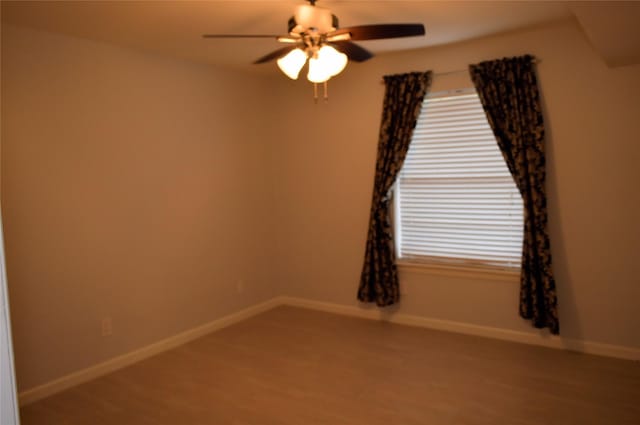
<box><xmin>19</xmin><ymin>295</ymin><xmax>639</xmax><ymax>406</ymax></box>
<box><xmin>18</xmin><ymin>298</ymin><xmax>281</xmax><ymax>406</ymax></box>
<box><xmin>279</xmin><ymin>296</ymin><xmax>640</xmax><ymax>362</ymax></box>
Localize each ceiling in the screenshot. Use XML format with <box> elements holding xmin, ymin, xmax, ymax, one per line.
<box><xmin>2</xmin><ymin>1</ymin><xmax>639</xmax><ymax>72</ymax></box>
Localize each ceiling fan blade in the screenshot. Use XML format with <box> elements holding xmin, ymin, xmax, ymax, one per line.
<box><xmin>253</xmin><ymin>46</ymin><xmax>298</xmax><ymax>64</ymax></box>
<box><xmin>329</xmin><ymin>41</ymin><xmax>373</xmax><ymax>62</ymax></box>
<box><xmin>329</xmin><ymin>24</ymin><xmax>425</xmax><ymax>41</ymax></box>
<box><xmin>202</xmin><ymin>34</ymin><xmax>280</xmax><ymax>39</ymax></box>
<box><xmin>276</xmin><ymin>36</ymin><xmax>300</xmax><ymax>43</ymax></box>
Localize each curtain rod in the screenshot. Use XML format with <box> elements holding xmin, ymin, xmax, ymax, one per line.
<box><xmin>380</xmin><ymin>58</ymin><xmax>542</xmax><ymax>83</ymax></box>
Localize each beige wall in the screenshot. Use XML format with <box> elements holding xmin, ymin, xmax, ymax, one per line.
<box><xmin>3</xmin><ymin>18</ymin><xmax>640</xmax><ymax>394</ymax></box>
<box><xmin>1</xmin><ymin>25</ymin><xmax>279</xmax><ymax>391</ymax></box>
<box><xmin>273</xmin><ymin>20</ymin><xmax>640</xmax><ymax>349</ymax></box>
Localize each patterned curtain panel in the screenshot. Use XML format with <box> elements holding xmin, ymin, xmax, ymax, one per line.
<box><xmin>358</xmin><ymin>71</ymin><xmax>432</xmax><ymax>306</ymax></box>
<box><xmin>469</xmin><ymin>55</ymin><xmax>559</xmax><ymax>334</ymax></box>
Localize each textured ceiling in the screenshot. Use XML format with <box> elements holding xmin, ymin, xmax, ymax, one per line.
<box><xmin>2</xmin><ymin>1</ymin><xmax>638</xmax><ymax>72</ymax></box>
<box><xmin>1</xmin><ymin>1</ymin><xmax>574</xmax><ymax>72</ymax></box>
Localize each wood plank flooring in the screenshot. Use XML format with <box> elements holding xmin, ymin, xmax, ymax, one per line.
<box><xmin>20</xmin><ymin>306</ymin><xmax>640</xmax><ymax>424</ymax></box>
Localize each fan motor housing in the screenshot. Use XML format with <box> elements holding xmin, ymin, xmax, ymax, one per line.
<box><xmin>288</xmin><ymin>5</ymin><xmax>338</xmax><ymax>34</ymax></box>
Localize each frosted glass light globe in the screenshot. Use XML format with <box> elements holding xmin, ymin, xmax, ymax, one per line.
<box><xmin>307</xmin><ymin>45</ymin><xmax>348</xmax><ymax>83</ymax></box>
<box><xmin>277</xmin><ymin>48</ymin><xmax>307</xmax><ymax>80</ymax></box>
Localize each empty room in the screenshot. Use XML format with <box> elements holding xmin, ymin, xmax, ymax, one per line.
<box><xmin>1</xmin><ymin>1</ymin><xmax>639</xmax><ymax>424</ymax></box>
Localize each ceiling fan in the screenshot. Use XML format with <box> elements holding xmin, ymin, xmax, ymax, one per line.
<box><xmin>203</xmin><ymin>0</ymin><xmax>425</xmax><ymax>87</ymax></box>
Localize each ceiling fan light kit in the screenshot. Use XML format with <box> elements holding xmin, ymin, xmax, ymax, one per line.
<box><xmin>278</xmin><ymin>44</ymin><xmax>347</xmax><ymax>83</ymax></box>
<box><xmin>203</xmin><ymin>0</ymin><xmax>426</xmax><ymax>99</ymax></box>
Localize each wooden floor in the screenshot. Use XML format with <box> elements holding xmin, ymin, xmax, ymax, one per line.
<box><xmin>20</xmin><ymin>306</ymin><xmax>640</xmax><ymax>425</ymax></box>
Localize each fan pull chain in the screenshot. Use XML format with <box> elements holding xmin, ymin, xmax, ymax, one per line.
<box><xmin>312</xmin><ymin>82</ymin><xmax>330</xmax><ymax>103</ymax></box>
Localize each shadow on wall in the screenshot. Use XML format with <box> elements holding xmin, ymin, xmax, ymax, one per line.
<box><xmin>541</xmin><ymin>93</ymin><xmax>584</xmax><ymax>350</ymax></box>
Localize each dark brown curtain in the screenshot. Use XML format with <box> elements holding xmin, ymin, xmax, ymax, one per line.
<box><xmin>358</xmin><ymin>71</ymin><xmax>432</xmax><ymax>306</ymax></box>
<box><xmin>469</xmin><ymin>55</ymin><xmax>559</xmax><ymax>334</ymax></box>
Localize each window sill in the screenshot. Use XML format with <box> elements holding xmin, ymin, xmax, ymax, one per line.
<box><xmin>396</xmin><ymin>260</ymin><xmax>520</xmax><ymax>283</ymax></box>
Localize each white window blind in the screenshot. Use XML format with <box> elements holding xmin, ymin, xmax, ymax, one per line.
<box><xmin>395</xmin><ymin>89</ymin><xmax>524</xmax><ymax>270</ymax></box>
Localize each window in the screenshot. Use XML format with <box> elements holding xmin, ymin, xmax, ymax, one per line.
<box><xmin>395</xmin><ymin>89</ymin><xmax>523</xmax><ymax>270</ymax></box>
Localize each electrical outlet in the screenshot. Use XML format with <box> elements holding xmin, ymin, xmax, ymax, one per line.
<box><xmin>101</xmin><ymin>317</ymin><xmax>113</xmax><ymax>337</ymax></box>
